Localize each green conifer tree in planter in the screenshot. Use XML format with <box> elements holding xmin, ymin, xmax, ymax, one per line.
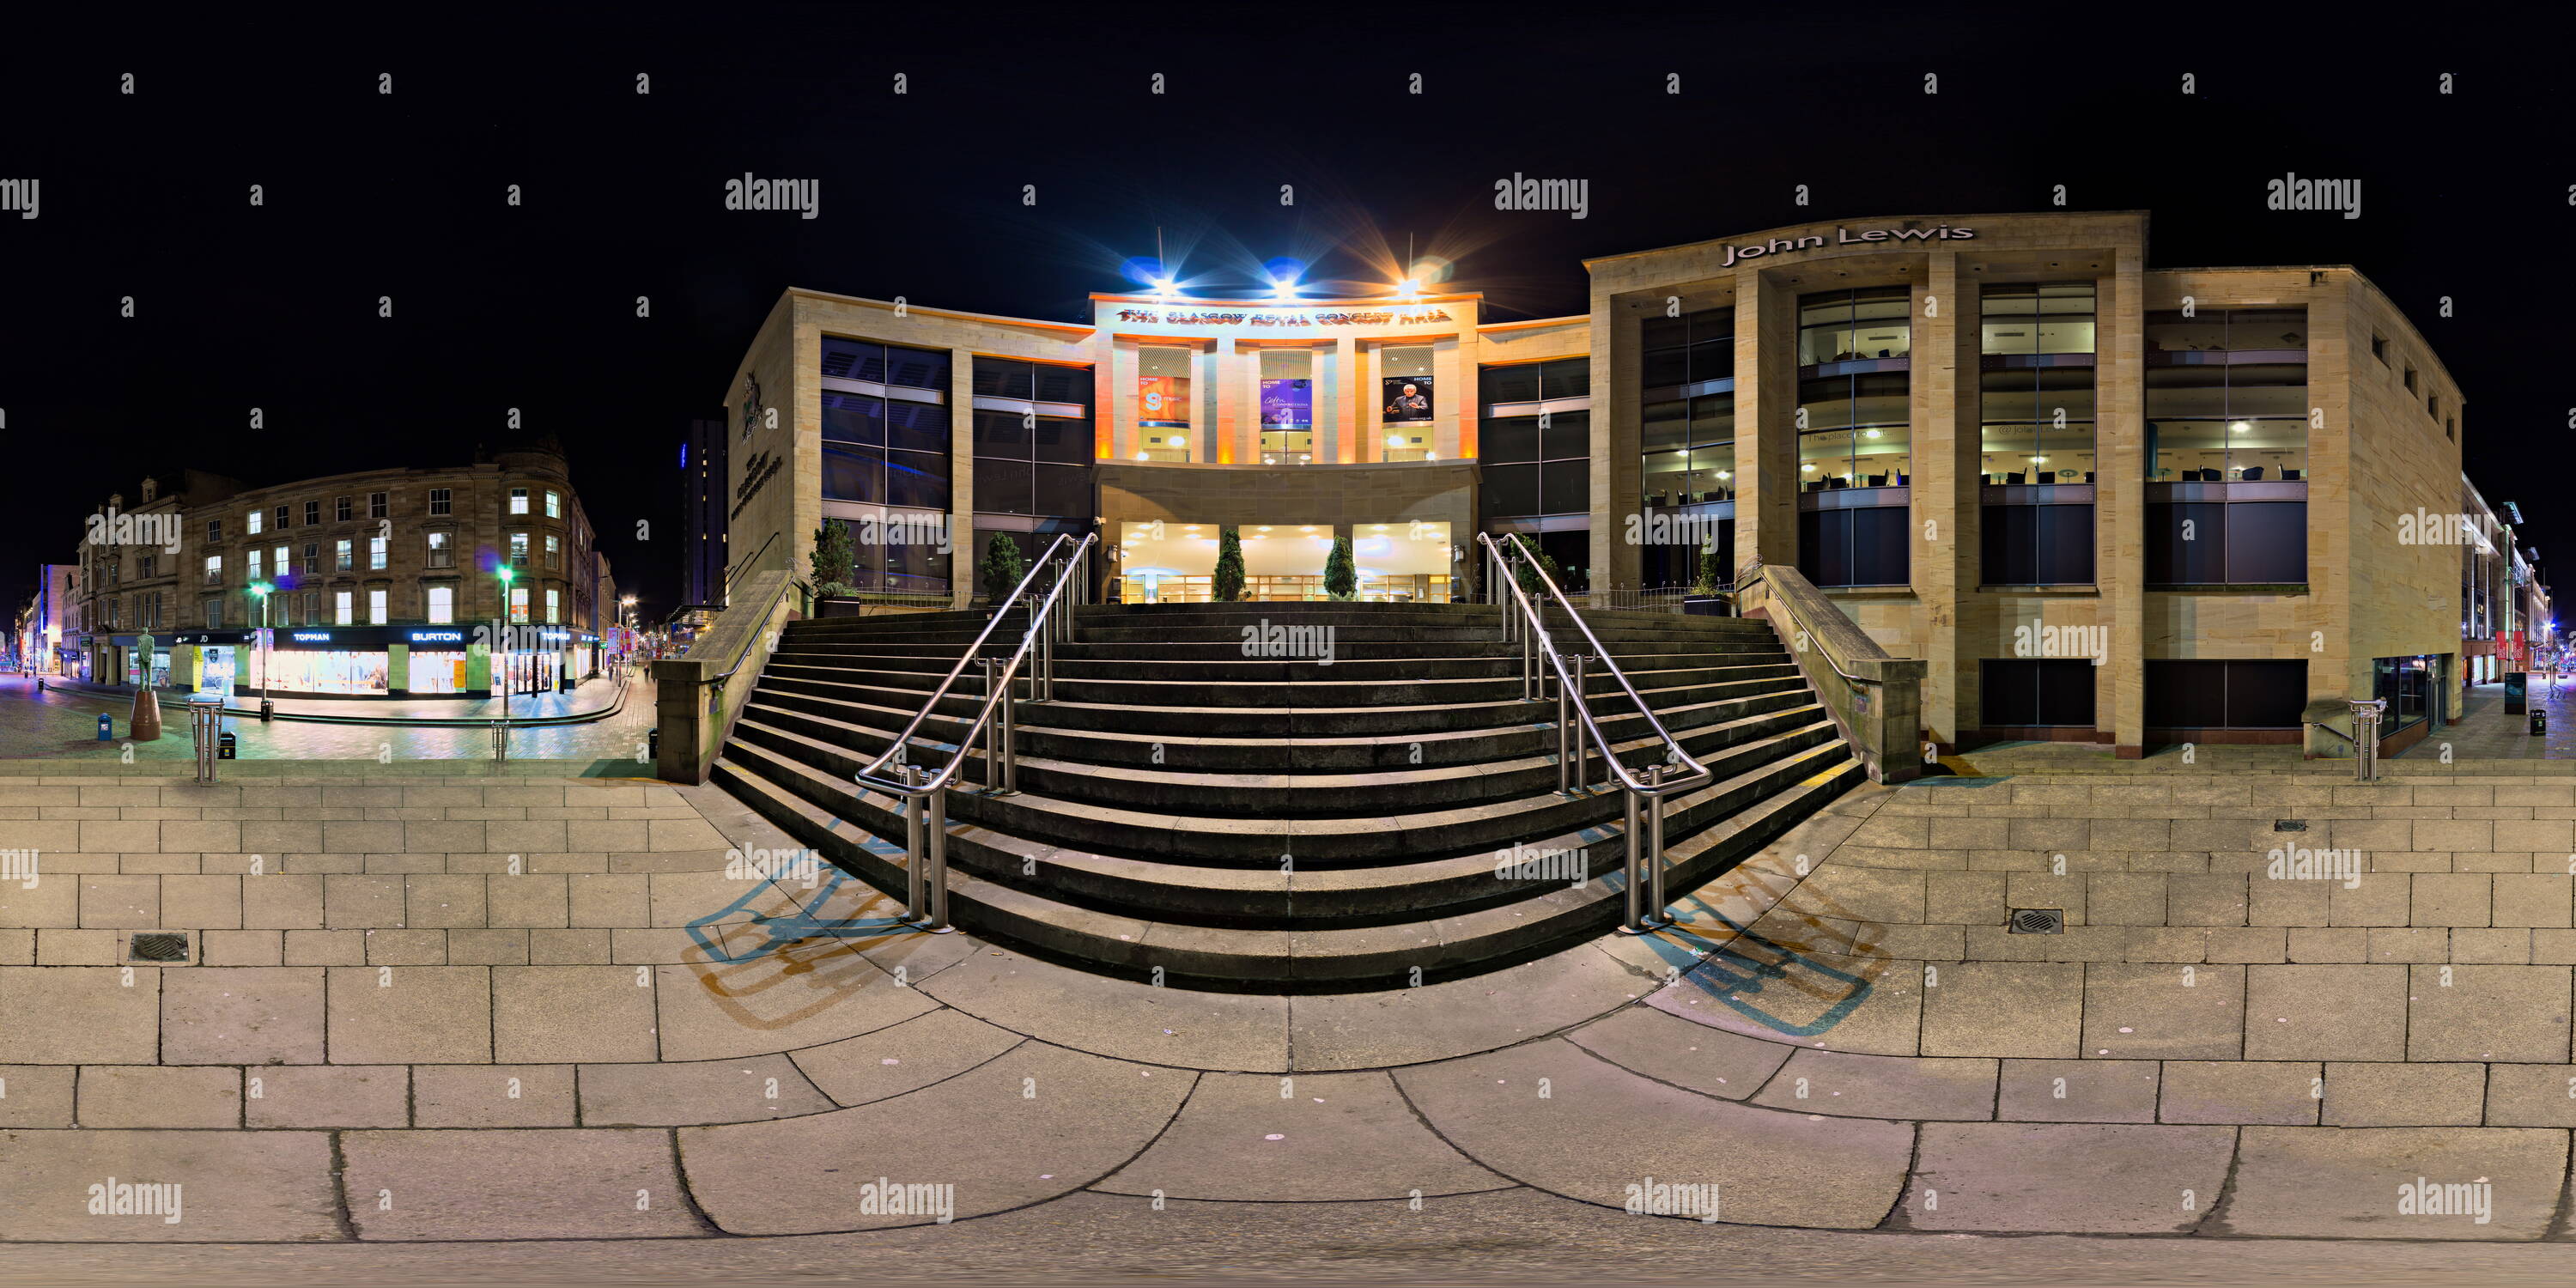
<box><xmin>1323</xmin><ymin>534</ymin><xmax>1358</xmax><ymax>600</ymax></box>
<box><xmin>1212</xmin><ymin>527</ymin><xmax>1248</xmax><ymax>602</ymax></box>
<box><xmin>811</xmin><ymin>519</ymin><xmax>858</xmax><ymax>598</ymax></box>
<box><xmin>979</xmin><ymin>532</ymin><xmax>1028</xmax><ymax>605</ymax></box>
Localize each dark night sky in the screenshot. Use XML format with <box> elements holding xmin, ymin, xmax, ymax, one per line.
<box><xmin>3</xmin><ymin>5</ymin><xmax>2555</xmax><ymax>625</ymax></box>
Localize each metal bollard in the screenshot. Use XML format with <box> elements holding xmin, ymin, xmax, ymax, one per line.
<box><xmin>492</xmin><ymin>720</ymin><xmax>509</xmax><ymax>762</ymax></box>
<box><xmin>191</xmin><ymin>703</ymin><xmax>221</xmax><ymax>784</ymax></box>
<box><xmin>1644</xmin><ymin>762</ymin><xmax>1668</xmax><ymax>920</ymax></box>
<box><xmin>2349</xmin><ymin>698</ymin><xmax>2385</xmax><ymax>783</ymax></box>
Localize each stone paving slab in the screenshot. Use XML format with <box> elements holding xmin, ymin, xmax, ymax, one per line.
<box><xmin>677</xmin><ymin>1042</ymin><xmax>1193</xmax><ymax>1235</ymax></box>
<box><xmin>1097</xmin><ymin>1071</ymin><xmax>1504</xmax><ymax>1201</ymax></box>
<box><xmin>1562</xmin><ymin>1003</ymin><xmax>1792</xmax><ymax>1098</ymax></box>
<box><xmin>0</xmin><ymin>1128</ymin><xmax>341</xmax><ymax>1241</ymax></box>
<box><xmin>1905</xmin><ymin>1122</ymin><xmax>2234</xmax><ymax>1233</ymax></box>
<box><xmin>789</xmin><ymin>1009</ymin><xmax>1027</xmax><ymax>1108</ymax></box>
<box><xmin>578</xmin><ymin>1055</ymin><xmax>836</xmax><ymax>1127</ymax></box>
<box><xmin>340</xmin><ymin>1127</ymin><xmax>705</xmax><ymax>1240</ymax></box>
<box><xmin>1393</xmin><ymin>1038</ymin><xmax>1914</xmax><ymax>1229</ymax></box>
<box><xmin>2217</xmin><ymin>1127</ymin><xmax>2570</xmax><ymax>1239</ymax></box>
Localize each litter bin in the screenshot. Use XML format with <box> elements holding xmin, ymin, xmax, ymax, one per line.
<box><xmin>2534</xmin><ymin>711</ymin><xmax>2549</xmax><ymax>738</ymax></box>
<box><xmin>96</xmin><ymin>714</ymin><xmax>112</xmax><ymax>741</ymax></box>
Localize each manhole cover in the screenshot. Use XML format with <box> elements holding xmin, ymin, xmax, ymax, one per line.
<box><xmin>129</xmin><ymin>932</ymin><xmax>191</xmax><ymax>962</ymax></box>
<box><xmin>2273</xmin><ymin>819</ymin><xmax>2308</xmax><ymax>832</ymax></box>
<box><xmin>2008</xmin><ymin>908</ymin><xmax>2064</xmax><ymax>935</ymax></box>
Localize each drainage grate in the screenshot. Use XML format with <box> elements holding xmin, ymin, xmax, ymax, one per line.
<box><xmin>2008</xmin><ymin>908</ymin><xmax>2065</xmax><ymax>935</ymax></box>
<box><xmin>2274</xmin><ymin>819</ymin><xmax>2309</xmax><ymax>833</ymax></box>
<box><xmin>128</xmin><ymin>932</ymin><xmax>191</xmax><ymax>963</ymax></box>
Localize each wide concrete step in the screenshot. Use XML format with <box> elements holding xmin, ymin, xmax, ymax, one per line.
<box><xmin>712</xmin><ymin>733</ymin><xmax>1861</xmax><ymax>989</ymax></box>
<box><xmin>736</xmin><ymin>689</ymin><xmax>1835</xmax><ymax>817</ymax></box>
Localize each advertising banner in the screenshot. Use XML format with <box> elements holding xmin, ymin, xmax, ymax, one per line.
<box><xmin>1259</xmin><ymin>378</ymin><xmax>1312</xmax><ymax>429</ymax></box>
<box><xmin>1381</xmin><ymin>374</ymin><xmax>1433</xmax><ymax>423</ymax></box>
<box><xmin>1139</xmin><ymin>375</ymin><xmax>1185</xmax><ymax>424</ymax></box>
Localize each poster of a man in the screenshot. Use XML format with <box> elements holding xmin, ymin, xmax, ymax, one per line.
<box><xmin>1382</xmin><ymin>375</ymin><xmax>1433</xmax><ymax>422</ymax></box>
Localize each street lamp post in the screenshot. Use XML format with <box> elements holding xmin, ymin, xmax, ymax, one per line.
<box><xmin>247</xmin><ymin>580</ymin><xmax>274</xmax><ymax>721</ymax></box>
<box><xmin>497</xmin><ymin>566</ymin><xmax>516</xmax><ymax>728</ymax></box>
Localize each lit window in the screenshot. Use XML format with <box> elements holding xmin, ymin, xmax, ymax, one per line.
<box><xmin>368</xmin><ymin>536</ymin><xmax>388</xmax><ymax>570</ymax></box>
<box><xmin>368</xmin><ymin>589</ymin><xmax>387</xmax><ymax>625</ymax></box>
<box><xmin>510</xmin><ymin>488</ymin><xmax>530</xmax><ymax>515</ymax></box>
<box><xmin>426</xmin><ymin>532</ymin><xmax>453</xmax><ymax>568</ymax></box>
<box><xmin>509</xmin><ymin>588</ymin><xmax>530</xmax><ymax>623</ymax></box>
<box><xmin>335</xmin><ymin>592</ymin><xmax>354</xmax><ymax>625</ymax></box>
<box><xmin>246</xmin><ymin>510</ymin><xmax>263</xmax><ymax>536</ymax></box>
<box><xmin>204</xmin><ymin>556</ymin><xmax>222</xmax><ymax>585</ymax></box>
<box><xmin>247</xmin><ymin>550</ymin><xmax>263</xmax><ymax>581</ymax></box>
<box><xmin>545</xmin><ymin>490</ymin><xmax>561</xmax><ymax>519</ymax></box>
<box><xmin>336</xmin><ymin>539</ymin><xmax>353</xmax><ymax>572</ymax></box>
<box><xmin>509</xmin><ymin>532</ymin><xmax>529</xmax><ymax>566</ymax></box>
<box><xmin>545</xmin><ymin>534</ymin><xmax>560</xmax><ymax>568</ymax></box>
<box><xmin>427</xmin><ymin>586</ymin><xmax>454</xmax><ymax>624</ymax></box>
<box><xmin>545</xmin><ymin>589</ymin><xmax>561</xmax><ymax>623</ymax></box>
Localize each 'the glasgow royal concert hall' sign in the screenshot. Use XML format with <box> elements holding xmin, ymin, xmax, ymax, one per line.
<box><xmin>1114</xmin><ymin>307</ymin><xmax>1454</xmax><ymax>328</ymax></box>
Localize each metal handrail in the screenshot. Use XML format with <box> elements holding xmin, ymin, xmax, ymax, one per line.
<box><xmin>1479</xmin><ymin>532</ymin><xmax>1713</xmax><ymax>799</ymax></box>
<box><xmin>847</xmin><ymin>532</ymin><xmax>1097</xmax><ymax>930</ymax></box>
<box><xmin>1479</xmin><ymin>532</ymin><xmax>1718</xmax><ymax>933</ymax></box>
<box><xmin>851</xmin><ymin>532</ymin><xmax>1086</xmax><ymax>788</ymax></box>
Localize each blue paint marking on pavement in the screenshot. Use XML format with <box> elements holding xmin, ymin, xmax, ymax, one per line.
<box><xmin>683</xmin><ymin>855</ymin><xmax>918</xmax><ymax>963</ymax></box>
<box><xmin>1627</xmin><ymin>902</ymin><xmax>1877</xmax><ymax>1038</ymax></box>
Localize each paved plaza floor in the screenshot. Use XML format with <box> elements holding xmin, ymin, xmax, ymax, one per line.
<box><xmin>0</xmin><ymin>673</ymin><xmax>653</xmax><ymax>763</ymax></box>
<box><xmin>3</xmin><ymin>762</ymin><xmax>2576</xmax><ymax>1282</ymax></box>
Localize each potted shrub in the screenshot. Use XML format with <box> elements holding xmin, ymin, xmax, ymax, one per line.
<box><xmin>979</xmin><ymin>532</ymin><xmax>1028</xmax><ymax>608</ymax></box>
<box><xmin>1322</xmin><ymin>535</ymin><xmax>1358</xmax><ymax>601</ymax></box>
<box><xmin>1212</xmin><ymin>527</ymin><xmax>1247</xmax><ymax>602</ymax></box>
<box><xmin>1683</xmin><ymin>544</ymin><xmax>1728</xmax><ymax>617</ymax></box>
<box><xmin>810</xmin><ymin>519</ymin><xmax>863</xmax><ymax>618</ymax></box>
<box><xmin>1512</xmin><ymin>550</ymin><xmax>1564</xmax><ymax>598</ymax></box>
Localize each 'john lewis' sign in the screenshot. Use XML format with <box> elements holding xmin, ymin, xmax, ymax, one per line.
<box><xmin>1720</xmin><ymin>225</ymin><xmax>1976</xmax><ymax>268</ymax></box>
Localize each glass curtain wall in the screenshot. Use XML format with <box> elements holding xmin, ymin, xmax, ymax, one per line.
<box><xmin>1979</xmin><ymin>283</ymin><xmax>2098</xmax><ymax>585</ymax></box>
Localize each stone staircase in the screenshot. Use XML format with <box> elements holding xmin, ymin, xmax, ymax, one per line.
<box><xmin>710</xmin><ymin>600</ymin><xmax>1863</xmax><ymax>991</ymax></box>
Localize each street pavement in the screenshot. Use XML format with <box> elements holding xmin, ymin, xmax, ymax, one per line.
<box><xmin>2</xmin><ymin>766</ymin><xmax>2576</xmax><ymax>1283</ymax></box>
<box><xmin>0</xmin><ymin>672</ymin><xmax>653</xmax><ymax>763</ymax></box>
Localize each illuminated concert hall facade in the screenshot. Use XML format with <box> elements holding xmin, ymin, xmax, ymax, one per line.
<box><xmin>723</xmin><ymin>210</ymin><xmax>2474</xmax><ymax>756</ymax></box>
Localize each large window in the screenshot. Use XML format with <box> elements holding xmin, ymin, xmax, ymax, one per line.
<box><xmin>1136</xmin><ymin>346</ymin><xmax>1193</xmax><ymax>462</ymax></box>
<box><xmin>1379</xmin><ymin>345</ymin><xmax>1437</xmax><ymax>463</ymax></box>
<box><xmin>1258</xmin><ymin>349</ymin><xmax>1315</xmax><ymax>465</ymax></box>
<box><xmin>1798</xmin><ymin>286</ymin><xmax>1910</xmax><ymax>365</ymax></box>
<box><xmin>1981</xmin><ymin>283</ymin><xmax>2098</xmax><ymax>585</ymax></box>
<box><xmin>2144</xmin><ymin>308</ymin><xmax>2308</xmax><ymax>482</ymax></box>
<box><xmin>1479</xmin><ymin>358</ymin><xmax>1591</xmax><ymax>519</ymax></box>
<box><xmin>2145</xmin><ymin>659</ymin><xmax>2306</xmax><ymax>732</ymax></box>
<box><xmin>2374</xmin><ymin>655</ymin><xmax>2436</xmax><ymax>735</ymax></box>
<box><xmin>427</xmin><ymin>586</ymin><xmax>453</xmax><ymax>624</ymax></box>
<box><xmin>972</xmin><ymin>356</ymin><xmax>1094</xmax><ymax>519</ymax></box>
<box><xmin>823</xmin><ymin>338</ymin><xmax>955</xmax><ymax>511</ymax></box>
<box><xmin>1640</xmin><ymin>307</ymin><xmax>1735</xmax><ymax>587</ymax></box>
<box><xmin>1980</xmin><ymin>659</ymin><xmax>2097</xmax><ymax>729</ymax></box>
<box><xmin>2145</xmin><ymin>497</ymin><xmax>2308</xmax><ymax>584</ymax></box>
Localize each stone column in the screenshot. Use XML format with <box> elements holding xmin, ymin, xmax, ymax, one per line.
<box><xmin>948</xmin><ymin>344</ymin><xmax>977</xmax><ymax>609</ymax></box>
<box><xmin>2101</xmin><ymin>249</ymin><xmax>2147</xmax><ymax>754</ymax></box>
<box><xmin>1590</xmin><ymin>285</ymin><xmax>1640</xmax><ymax>590</ymax></box>
<box><xmin>1914</xmin><ymin>254</ymin><xmax>1977</xmax><ymax>751</ymax></box>
<box><xmin>1325</xmin><ymin>337</ymin><xmax>1356</xmax><ymax>466</ymax></box>
<box><xmin>1735</xmin><ymin>270</ymin><xmax>1799</xmax><ymax>575</ymax></box>
<box><xmin>1209</xmin><ymin>339</ymin><xmax>1238</xmax><ymax>465</ymax></box>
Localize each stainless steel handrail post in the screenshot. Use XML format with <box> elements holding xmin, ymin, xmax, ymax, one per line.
<box><xmin>924</xmin><ymin>780</ymin><xmax>952</xmax><ymax>932</ymax></box>
<box><xmin>1619</xmin><ymin>784</ymin><xmax>1644</xmax><ymax>933</ymax></box>
<box><xmin>1645</xmin><ymin>762</ymin><xmax>1668</xmax><ymax>920</ymax></box>
<box><xmin>974</xmin><ymin>658</ymin><xmax>998</xmax><ymax>786</ymax></box>
<box><xmin>902</xmin><ymin>764</ymin><xmax>927</xmax><ymax>918</ymax></box>
<box><xmin>1555</xmin><ymin>647</ymin><xmax>1573</xmax><ymax>794</ymax></box>
<box><xmin>1000</xmin><ymin>658</ymin><xmax>1020</xmax><ymax>793</ymax></box>
<box><xmin>1571</xmin><ymin>653</ymin><xmax>1593</xmax><ymax>790</ymax></box>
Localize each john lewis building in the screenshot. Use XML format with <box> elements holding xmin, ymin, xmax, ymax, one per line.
<box><xmin>724</xmin><ymin>210</ymin><xmax>2466</xmax><ymax>757</ymax></box>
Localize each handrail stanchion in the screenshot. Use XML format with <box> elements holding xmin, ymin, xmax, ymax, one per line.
<box><xmin>902</xmin><ymin>763</ymin><xmax>927</xmax><ymax>919</ymax></box>
<box><xmin>925</xmin><ymin>775</ymin><xmax>951</xmax><ymax>932</ymax></box>
<box><xmin>1645</xmin><ymin>762</ymin><xmax>1668</xmax><ymax>920</ymax></box>
<box><xmin>1620</xmin><ymin>783</ymin><xmax>1645</xmax><ymax>932</ymax></box>
<box><xmin>1571</xmin><ymin>653</ymin><xmax>1593</xmax><ymax>790</ymax></box>
<box><xmin>1555</xmin><ymin>647</ymin><xmax>1573</xmax><ymax>794</ymax></box>
<box><xmin>1000</xmin><ymin>659</ymin><xmax>1020</xmax><ymax>793</ymax></box>
<box><xmin>974</xmin><ymin>659</ymin><xmax>998</xmax><ymax>786</ymax></box>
